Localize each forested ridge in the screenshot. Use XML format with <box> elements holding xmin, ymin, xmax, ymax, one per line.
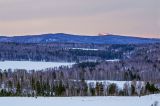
<box><xmin>0</xmin><ymin>42</ymin><xmax>153</xmax><ymax>62</ymax></box>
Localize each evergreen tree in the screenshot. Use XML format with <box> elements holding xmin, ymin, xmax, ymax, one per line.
<box><xmin>108</xmin><ymin>83</ymin><xmax>117</xmax><ymax>96</ymax></box>
<box><xmin>36</xmin><ymin>81</ymin><xmax>41</xmax><ymax>96</ymax></box>
<box><xmin>131</xmin><ymin>85</ymin><xmax>135</xmax><ymax>95</ymax></box>
<box><xmin>31</xmin><ymin>78</ymin><xmax>36</xmax><ymax>90</ymax></box>
<box><xmin>16</xmin><ymin>81</ymin><xmax>21</xmax><ymax>96</ymax></box>
<box><xmin>55</xmin><ymin>81</ymin><xmax>65</xmax><ymax>96</ymax></box>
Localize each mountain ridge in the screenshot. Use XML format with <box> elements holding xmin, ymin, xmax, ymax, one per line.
<box><xmin>0</xmin><ymin>33</ymin><xmax>160</xmax><ymax>44</ymax></box>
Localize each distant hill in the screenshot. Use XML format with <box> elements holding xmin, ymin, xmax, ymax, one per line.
<box><xmin>0</xmin><ymin>33</ymin><xmax>160</xmax><ymax>44</ymax></box>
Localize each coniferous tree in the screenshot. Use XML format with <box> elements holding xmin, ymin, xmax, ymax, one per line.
<box><xmin>36</xmin><ymin>81</ymin><xmax>41</xmax><ymax>96</ymax></box>
<box><xmin>16</xmin><ymin>81</ymin><xmax>21</xmax><ymax>96</ymax></box>
<box><xmin>108</xmin><ymin>83</ymin><xmax>117</xmax><ymax>96</ymax></box>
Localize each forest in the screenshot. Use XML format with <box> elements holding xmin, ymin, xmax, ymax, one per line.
<box><xmin>0</xmin><ymin>43</ymin><xmax>160</xmax><ymax>97</ymax></box>
<box><xmin>0</xmin><ymin>42</ymin><xmax>136</xmax><ymax>62</ymax></box>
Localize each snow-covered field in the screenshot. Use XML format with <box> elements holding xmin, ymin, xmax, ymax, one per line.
<box><xmin>70</xmin><ymin>48</ymin><xmax>99</xmax><ymax>51</ymax></box>
<box><xmin>0</xmin><ymin>94</ymin><xmax>159</xmax><ymax>106</ymax></box>
<box><xmin>105</xmin><ymin>59</ymin><xmax>120</xmax><ymax>62</ymax></box>
<box><xmin>0</xmin><ymin>61</ymin><xmax>75</xmax><ymax>71</ymax></box>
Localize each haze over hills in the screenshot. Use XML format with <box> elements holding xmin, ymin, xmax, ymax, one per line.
<box><xmin>0</xmin><ymin>33</ymin><xmax>160</xmax><ymax>44</ymax></box>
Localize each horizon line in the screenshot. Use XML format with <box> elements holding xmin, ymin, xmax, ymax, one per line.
<box><xmin>0</xmin><ymin>32</ymin><xmax>159</xmax><ymax>39</ymax></box>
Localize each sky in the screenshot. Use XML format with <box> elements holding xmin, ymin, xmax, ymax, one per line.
<box><xmin>0</xmin><ymin>0</ymin><xmax>159</xmax><ymax>38</ymax></box>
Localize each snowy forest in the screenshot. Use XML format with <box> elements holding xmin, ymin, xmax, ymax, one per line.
<box><xmin>0</xmin><ymin>43</ymin><xmax>160</xmax><ymax>97</ymax></box>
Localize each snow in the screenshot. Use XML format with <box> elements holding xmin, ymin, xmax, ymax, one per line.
<box><xmin>0</xmin><ymin>94</ymin><xmax>159</xmax><ymax>106</ymax></box>
<box><xmin>0</xmin><ymin>61</ymin><xmax>75</xmax><ymax>71</ymax></box>
<box><xmin>105</xmin><ymin>59</ymin><xmax>120</xmax><ymax>62</ymax></box>
<box><xmin>70</xmin><ymin>48</ymin><xmax>99</xmax><ymax>51</ymax></box>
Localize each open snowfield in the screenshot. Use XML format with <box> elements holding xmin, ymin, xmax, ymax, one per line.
<box><xmin>0</xmin><ymin>94</ymin><xmax>159</xmax><ymax>106</ymax></box>
<box><xmin>0</xmin><ymin>61</ymin><xmax>75</xmax><ymax>71</ymax></box>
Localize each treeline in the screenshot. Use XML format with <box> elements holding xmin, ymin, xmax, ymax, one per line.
<box><xmin>0</xmin><ymin>74</ymin><xmax>159</xmax><ymax>97</ymax></box>
<box><xmin>0</xmin><ymin>66</ymin><xmax>160</xmax><ymax>97</ymax></box>
<box><xmin>1</xmin><ymin>81</ymin><xmax>159</xmax><ymax>97</ymax></box>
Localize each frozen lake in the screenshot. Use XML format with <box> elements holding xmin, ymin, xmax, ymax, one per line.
<box><xmin>0</xmin><ymin>94</ymin><xmax>159</xmax><ymax>106</ymax></box>
<box><xmin>0</xmin><ymin>61</ymin><xmax>75</xmax><ymax>71</ymax></box>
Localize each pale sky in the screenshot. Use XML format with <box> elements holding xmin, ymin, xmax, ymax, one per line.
<box><xmin>0</xmin><ymin>0</ymin><xmax>159</xmax><ymax>38</ymax></box>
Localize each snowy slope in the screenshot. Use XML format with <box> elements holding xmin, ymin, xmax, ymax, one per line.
<box><xmin>0</xmin><ymin>94</ymin><xmax>159</xmax><ymax>106</ymax></box>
